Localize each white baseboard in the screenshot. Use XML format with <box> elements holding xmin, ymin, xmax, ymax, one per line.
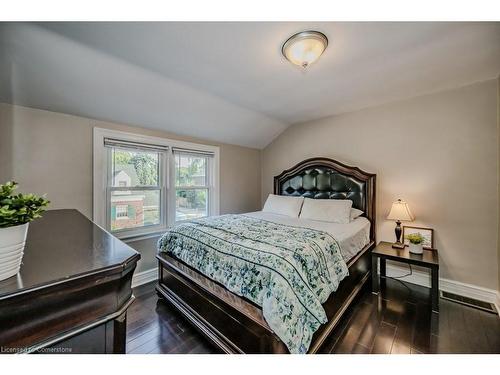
<box><xmin>132</xmin><ymin>268</ymin><xmax>158</xmax><ymax>288</ymax></box>
<box><xmin>384</xmin><ymin>262</ymin><xmax>500</xmax><ymax>315</ymax></box>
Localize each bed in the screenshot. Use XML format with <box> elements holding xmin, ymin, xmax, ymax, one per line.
<box><xmin>156</xmin><ymin>157</ymin><xmax>376</xmax><ymax>353</ymax></box>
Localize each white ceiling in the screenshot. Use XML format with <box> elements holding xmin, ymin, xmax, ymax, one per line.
<box><xmin>1</xmin><ymin>22</ymin><xmax>499</xmax><ymax>149</ymax></box>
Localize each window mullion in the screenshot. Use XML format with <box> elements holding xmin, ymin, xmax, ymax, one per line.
<box><xmin>208</xmin><ymin>157</ymin><xmax>212</xmax><ymax>215</ymax></box>
<box><xmin>109</xmin><ymin>186</ymin><xmax>161</xmax><ymax>192</ymax></box>
<box><xmin>106</xmin><ymin>147</ymin><xmax>112</xmax><ymax>229</ymax></box>
<box><xmin>175</xmin><ymin>186</ymin><xmax>210</xmax><ymax>190</ymax></box>
<box><xmin>167</xmin><ymin>149</ymin><xmax>176</xmax><ymax>227</ymax></box>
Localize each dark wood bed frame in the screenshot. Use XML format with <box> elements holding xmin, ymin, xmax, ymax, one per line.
<box><xmin>156</xmin><ymin>157</ymin><xmax>376</xmax><ymax>353</ymax></box>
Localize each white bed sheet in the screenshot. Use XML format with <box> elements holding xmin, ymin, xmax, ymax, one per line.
<box><xmin>244</xmin><ymin>211</ymin><xmax>371</xmax><ymax>262</ymax></box>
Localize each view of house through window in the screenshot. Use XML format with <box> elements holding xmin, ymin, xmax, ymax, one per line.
<box><xmin>109</xmin><ymin>147</ymin><xmax>162</xmax><ymax>232</ymax></box>
<box><xmin>175</xmin><ymin>152</ymin><xmax>209</xmax><ymax>221</ymax></box>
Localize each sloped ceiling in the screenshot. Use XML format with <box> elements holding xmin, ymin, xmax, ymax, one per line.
<box><xmin>1</xmin><ymin>22</ymin><xmax>499</xmax><ymax>149</ymax></box>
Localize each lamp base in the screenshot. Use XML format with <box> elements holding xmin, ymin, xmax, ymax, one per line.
<box><xmin>392</xmin><ymin>242</ymin><xmax>405</xmax><ymax>249</ymax></box>
<box><xmin>392</xmin><ymin>220</ymin><xmax>404</xmax><ymax>249</ymax></box>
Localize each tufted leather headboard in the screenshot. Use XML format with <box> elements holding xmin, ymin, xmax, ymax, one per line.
<box><xmin>274</xmin><ymin>157</ymin><xmax>376</xmax><ymax>241</ymax></box>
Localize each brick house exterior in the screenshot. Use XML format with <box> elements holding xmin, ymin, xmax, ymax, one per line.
<box><xmin>111</xmin><ymin>170</ymin><xmax>145</xmax><ymax>230</ymax></box>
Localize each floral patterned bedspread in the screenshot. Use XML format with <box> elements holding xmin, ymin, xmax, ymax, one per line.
<box><xmin>157</xmin><ymin>214</ymin><xmax>348</xmax><ymax>353</ymax></box>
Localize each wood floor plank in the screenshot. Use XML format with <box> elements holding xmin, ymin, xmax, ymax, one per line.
<box><xmin>371</xmin><ymin>322</ymin><xmax>396</xmax><ymax>354</ymax></box>
<box><xmin>129</xmin><ymin>337</ymin><xmax>163</xmax><ymax>354</ymax></box>
<box><xmin>461</xmin><ymin>305</ymin><xmax>491</xmax><ymax>353</ymax></box>
<box><xmin>445</xmin><ymin>300</ymin><xmax>470</xmax><ymax>353</ymax></box>
<box><xmin>412</xmin><ymin>302</ymin><xmax>433</xmax><ymax>353</ymax></box>
<box><xmin>356</xmin><ymin>305</ymin><xmax>384</xmax><ymax>349</ymax></box>
<box><xmin>186</xmin><ymin>341</ymin><xmax>217</xmax><ymax>354</ymax></box>
<box><xmin>126</xmin><ymin>325</ymin><xmax>162</xmax><ymax>352</ymax></box>
<box><xmin>127</xmin><ymin>320</ymin><xmax>160</xmax><ymax>342</ymax></box>
<box><xmin>127</xmin><ymin>320</ymin><xmax>159</xmax><ymax>342</ymax></box>
<box><xmin>431</xmin><ymin>300</ymin><xmax>455</xmax><ymax>353</ymax></box>
<box><xmin>132</xmin><ymin>283</ymin><xmax>156</xmax><ymax>298</ymax></box>
<box><xmin>390</xmin><ymin>341</ymin><xmax>411</xmax><ymax>354</ymax></box>
<box><xmin>391</xmin><ymin>301</ymin><xmax>416</xmax><ymax>353</ymax></box>
<box><xmin>380</xmin><ymin>299</ymin><xmax>402</xmax><ymax>327</ymax></box>
<box><xmin>478</xmin><ymin>309</ymin><xmax>500</xmax><ymax>353</ymax></box>
<box><xmin>331</xmin><ymin>326</ymin><xmax>362</xmax><ymax>354</ymax></box>
<box><xmin>352</xmin><ymin>343</ymin><xmax>370</xmax><ymax>354</ymax></box>
<box><xmin>318</xmin><ymin>305</ymin><xmax>356</xmax><ymax>353</ymax></box>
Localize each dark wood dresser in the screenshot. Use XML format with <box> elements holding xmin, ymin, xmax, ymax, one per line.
<box><xmin>0</xmin><ymin>209</ymin><xmax>140</xmax><ymax>354</ymax></box>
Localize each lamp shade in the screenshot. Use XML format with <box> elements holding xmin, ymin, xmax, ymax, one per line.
<box><xmin>387</xmin><ymin>199</ymin><xmax>414</xmax><ymax>222</ymax></box>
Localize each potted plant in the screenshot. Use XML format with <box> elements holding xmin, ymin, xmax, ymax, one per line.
<box><xmin>0</xmin><ymin>181</ymin><xmax>49</xmax><ymax>281</ymax></box>
<box><xmin>405</xmin><ymin>232</ymin><xmax>424</xmax><ymax>254</ymax></box>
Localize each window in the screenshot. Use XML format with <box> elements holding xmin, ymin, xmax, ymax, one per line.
<box><xmin>116</xmin><ymin>205</ymin><xmax>129</xmax><ymax>219</ymax></box>
<box><xmin>174</xmin><ymin>151</ymin><xmax>212</xmax><ymax>221</ymax></box>
<box><xmin>93</xmin><ymin>128</ymin><xmax>219</xmax><ymax>239</ymax></box>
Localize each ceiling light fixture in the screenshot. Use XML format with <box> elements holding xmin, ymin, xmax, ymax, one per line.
<box><xmin>281</xmin><ymin>30</ymin><xmax>328</xmax><ymax>69</ymax></box>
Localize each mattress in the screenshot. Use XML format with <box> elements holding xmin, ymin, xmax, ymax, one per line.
<box><xmin>243</xmin><ymin>211</ymin><xmax>371</xmax><ymax>262</ymax></box>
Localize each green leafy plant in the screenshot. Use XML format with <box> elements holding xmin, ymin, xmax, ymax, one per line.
<box><xmin>405</xmin><ymin>233</ymin><xmax>424</xmax><ymax>245</ymax></box>
<box><xmin>130</xmin><ymin>153</ymin><xmax>157</xmax><ymax>186</ymax></box>
<box><xmin>0</xmin><ymin>181</ymin><xmax>50</xmax><ymax>228</ymax></box>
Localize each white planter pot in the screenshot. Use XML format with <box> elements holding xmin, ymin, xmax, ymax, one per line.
<box><xmin>0</xmin><ymin>223</ymin><xmax>29</xmax><ymax>281</ymax></box>
<box><xmin>408</xmin><ymin>242</ymin><xmax>423</xmax><ymax>254</ymax></box>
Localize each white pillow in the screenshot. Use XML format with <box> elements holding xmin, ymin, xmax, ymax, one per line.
<box><xmin>299</xmin><ymin>198</ymin><xmax>353</xmax><ymax>224</ymax></box>
<box><xmin>262</xmin><ymin>194</ymin><xmax>305</xmax><ymax>218</ymax></box>
<box><xmin>350</xmin><ymin>208</ymin><xmax>364</xmax><ymax>221</ymax></box>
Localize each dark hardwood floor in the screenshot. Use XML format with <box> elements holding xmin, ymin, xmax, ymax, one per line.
<box><xmin>126</xmin><ymin>278</ymin><xmax>500</xmax><ymax>354</ymax></box>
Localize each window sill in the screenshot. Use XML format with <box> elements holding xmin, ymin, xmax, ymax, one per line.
<box><xmin>118</xmin><ymin>230</ymin><xmax>166</xmax><ymax>243</ymax></box>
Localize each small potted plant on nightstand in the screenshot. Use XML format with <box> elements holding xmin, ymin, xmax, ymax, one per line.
<box><xmin>406</xmin><ymin>232</ymin><xmax>424</xmax><ymax>254</ymax></box>
<box><xmin>0</xmin><ymin>181</ymin><xmax>49</xmax><ymax>281</ymax></box>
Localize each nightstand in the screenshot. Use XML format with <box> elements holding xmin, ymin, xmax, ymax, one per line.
<box><xmin>371</xmin><ymin>241</ymin><xmax>440</xmax><ymax>312</ymax></box>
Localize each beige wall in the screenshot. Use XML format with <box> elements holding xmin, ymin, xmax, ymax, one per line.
<box><xmin>498</xmin><ymin>76</ymin><xmax>500</xmax><ymax>292</ymax></box>
<box><xmin>0</xmin><ymin>103</ymin><xmax>13</xmax><ymax>183</ymax></box>
<box><xmin>262</xmin><ymin>79</ymin><xmax>499</xmax><ymax>290</ymax></box>
<box><xmin>0</xmin><ymin>103</ymin><xmax>262</xmax><ymax>272</ymax></box>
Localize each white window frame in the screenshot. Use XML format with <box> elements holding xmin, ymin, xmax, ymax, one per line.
<box><xmin>93</xmin><ymin>127</ymin><xmax>220</xmax><ymax>240</ymax></box>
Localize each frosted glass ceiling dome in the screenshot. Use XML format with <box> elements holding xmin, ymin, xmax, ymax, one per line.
<box><xmin>282</xmin><ymin>30</ymin><xmax>328</xmax><ymax>69</ymax></box>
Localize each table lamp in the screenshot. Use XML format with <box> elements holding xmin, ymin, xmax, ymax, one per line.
<box><xmin>387</xmin><ymin>199</ymin><xmax>414</xmax><ymax>249</ymax></box>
